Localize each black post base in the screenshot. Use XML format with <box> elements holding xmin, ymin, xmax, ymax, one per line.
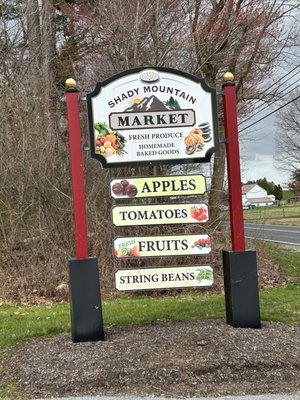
<box><xmin>68</xmin><ymin>256</ymin><xmax>104</xmax><ymax>342</ymax></box>
<box><xmin>222</xmin><ymin>250</ymin><xmax>261</xmax><ymax>328</ymax></box>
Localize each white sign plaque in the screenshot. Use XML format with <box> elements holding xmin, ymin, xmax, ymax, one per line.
<box><xmin>87</xmin><ymin>67</ymin><xmax>219</xmax><ymax>168</ymax></box>
<box><xmin>115</xmin><ymin>265</ymin><xmax>214</xmax><ymax>291</ymax></box>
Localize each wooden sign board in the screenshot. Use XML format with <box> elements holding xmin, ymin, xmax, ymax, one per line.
<box><xmin>110</xmin><ymin>174</ymin><xmax>206</xmax><ymax>199</ymax></box>
<box><xmin>87</xmin><ymin>67</ymin><xmax>219</xmax><ymax>168</ymax></box>
<box><xmin>115</xmin><ymin>265</ymin><xmax>213</xmax><ymax>291</ymax></box>
<box><xmin>111</xmin><ymin>203</ymin><xmax>209</xmax><ymax>226</ymax></box>
<box><xmin>113</xmin><ymin>234</ymin><xmax>211</xmax><ymax>258</ymax></box>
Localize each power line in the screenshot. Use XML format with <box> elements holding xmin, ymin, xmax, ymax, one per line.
<box><xmin>239</xmin><ymin>93</ymin><xmax>300</xmax><ymax>133</ymax></box>
<box><xmin>249</xmin><ymin>64</ymin><xmax>300</xmax><ymax>108</ymax></box>
<box><xmin>240</xmin><ymin>80</ymin><xmax>300</xmax><ymax>124</ymax></box>
<box><xmin>240</xmin><ymin>69</ymin><xmax>300</xmax><ymax>125</ymax></box>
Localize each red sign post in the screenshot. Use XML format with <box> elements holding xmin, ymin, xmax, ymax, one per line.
<box><xmin>65</xmin><ymin>79</ymin><xmax>104</xmax><ymax>342</ymax></box>
<box><xmin>222</xmin><ymin>72</ymin><xmax>260</xmax><ymax>328</ymax></box>
<box><xmin>65</xmin><ymin>81</ymin><xmax>89</xmax><ymax>259</ymax></box>
<box><xmin>223</xmin><ymin>78</ymin><xmax>246</xmax><ymax>252</ymax></box>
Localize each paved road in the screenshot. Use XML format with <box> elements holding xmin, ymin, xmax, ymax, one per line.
<box><xmin>34</xmin><ymin>396</ymin><xmax>300</xmax><ymax>400</ymax></box>
<box><xmin>244</xmin><ymin>222</ymin><xmax>300</xmax><ymax>248</ymax></box>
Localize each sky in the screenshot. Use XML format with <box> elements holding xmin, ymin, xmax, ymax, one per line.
<box><xmin>238</xmin><ymin>11</ymin><xmax>300</xmax><ymax>189</ymax></box>
<box><xmin>238</xmin><ymin>68</ymin><xmax>299</xmax><ymax>189</ymax></box>
<box><xmin>238</xmin><ymin>113</ymin><xmax>288</xmax><ymax>186</ymax></box>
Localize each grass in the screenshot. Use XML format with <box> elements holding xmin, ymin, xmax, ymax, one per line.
<box><xmin>0</xmin><ymin>244</ymin><xmax>299</xmax><ymax>351</ymax></box>
<box><xmin>282</xmin><ymin>190</ymin><xmax>294</xmax><ymax>201</ymax></box>
<box><xmin>243</xmin><ymin>203</ymin><xmax>300</xmax><ymax>222</ymax></box>
<box><xmin>0</xmin><ymin>243</ymin><xmax>300</xmax><ymax>398</ymax></box>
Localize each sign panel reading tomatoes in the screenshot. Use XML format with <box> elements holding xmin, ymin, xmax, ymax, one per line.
<box><xmin>87</xmin><ymin>67</ymin><xmax>219</xmax><ymax>168</ymax></box>
<box><xmin>111</xmin><ymin>203</ymin><xmax>209</xmax><ymax>227</ymax></box>
<box><xmin>110</xmin><ymin>174</ymin><xmax>206</xmax><ymax>199</ymax></box>
<box><xmin>113</xmin><ymin>234</ymin><xmax>211</xmax><ymax>258</ymax></box>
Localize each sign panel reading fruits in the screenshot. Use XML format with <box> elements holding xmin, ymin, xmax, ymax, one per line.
<box><xmin>87</xmin><ymin>67</ymin><xmax>219</xmax><ymax>168</ymax></box>
<box><xmin>110</xmin><ymin>174</ymin><xmax>206</xmax><ymax>199</ymax></box>
<box><xmin>115</xmin><ymin>265</ymin><xmax>214</xmax><ymax>291</ymax></box>
<box><xmin>111</xmin><ymin>203</ymin><xmax>209</xmax><ymax>227</ymax></box>
<box><xmin>113</xmin><ymin>234</ymin><xmax>211</xmax><ymax>258</ymax></box>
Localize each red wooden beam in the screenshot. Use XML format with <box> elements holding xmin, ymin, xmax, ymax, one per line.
<box><xmin>65</xmin><ymin>79</ymin><xmax>89</xmax><ymax>259</ymax></box>
<box><xmin>223</xmin><ymin>76</ymin><xmax>246</xmax><ymax>251</ymax></box>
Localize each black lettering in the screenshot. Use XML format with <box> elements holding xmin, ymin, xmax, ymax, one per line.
<box><xmin>180</xmin><ymin>180</ymin><xmax>188</xmax><ymax>191</ymax></box>
<box><xmin>120</xmin><ymin>276</ymin><xmax>126</xmax><ymax>284</ymax></box>
<box><xmin>148</xmin><ymin>241</ymin><xmax>156</xmax><ymax>251</ymax></box>
<box><xmin>153</xmin><ymin>181</ymin><xmax>161</xmax><ymax>192</ymax></box>
<box><xmin>114</xmin><ymin>95</ymin><xmax>122</xmax><ymax>105</ymax></box>
<box><xmin>168</xmin><ymin>273</ymin><xmax>175</xmax><ymax>281</ymax></box>
<box><xmin>144</xmin><ymin>115</ymin><xmax>154</xmax><ymax>125</ymax></box>
<box><xmin>175</xmin><ymin>273</ymin><xmax>182</xmax><ymax>281</ymax></box>
<box><xmin>132</xmin><ymin>116</ymin><xmax>142</xmax><ymax>126</ymax></box>
<box><xmin>119</xmin><ymin>211</ymin><xmax>127</xmax><ymax>220</ymax></box>
<box><xmin>178</xmin><ymin>113</ymin><xmax>189</xmax><ymax>123</ymax></box>
<box><xmin>162</xmin><ymin>181</ymin><xmax>170</xmax><ymax>192</ymax></box>
<box><xmin>181</xmin><ymin>240</ymin><xmax>188</xmax><ymax>250</ymax></box>
<box><xmin>138</xmin><ymin>241</ymin><xmax>146</xmax><ymax>252</ymax></box>
<box><xmin>162</xmin><ymin>273</ymin><xmax>168</xmax><ymax>281</ymax></box>
<box><xmin>169</xmin><ymin>114</ymin><xmax>177</xmax><ymax>123</ymax></box>
<box><xmin>171</xmin><ymin>180</ymin><xmax>180</xmax><ymax>192</ymax></box>
<box><xmin>181</xmin><ymin>209</ymin><xmax>188</xmax><ymax>218</ymax></box>
<box><xmin>141</xmin><ymin>182</ymin><xmax>151</xmax><ymax>193</ymax></box>
<box><xmin>155</xmin><ymin>241</ymin><xmax>164</xmax><ymax>251</ymax></box>
<box><xmin>188</xmin><ymin>179</ymin><xmax>196</xmax><ymax>190</ymax></box>
<box><xmin>171</xmin><ymin>240</ymin><xmax>179</xmax><ymax>251</ymax></box>
<box><xmin>156</xmin><ymin>114</ymin><xmax>167</xmax><ymax>124</ymax></box>
<box><xmin>137</xmin><ymin>211</ymin><xmax>148</xmax><ymax>219</ymax></box>
<box><xmin>118</xmin><ymin>116</ymin><xmax>129</xmax><ymax>127</ymax></box>
<box><xmin>165</xmin><ymin>209</ymin><xmax>174</xmax><ymax>219</ymax></box>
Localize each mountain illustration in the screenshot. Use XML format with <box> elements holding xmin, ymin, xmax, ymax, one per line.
<box><xmin>124</xmin><ymin>95</ymin><xmax>179</xmax><ymax>112</ymax></box>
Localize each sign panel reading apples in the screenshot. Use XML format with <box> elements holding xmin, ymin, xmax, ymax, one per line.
<box><xmin>110</xmin><ymin>174</ymin><xmax>206</xmax><ymax>199</ymax></box>
<box><xmin>87</xmin><ymin>67</ymin><xmax>219</xmax><ymax>168</ymax></box>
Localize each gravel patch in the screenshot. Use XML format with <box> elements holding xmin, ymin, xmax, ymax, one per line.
<box><xmin>4</xmin><ymin>319</ymin><xmax>300</xmax><ymax>398</ymax></box>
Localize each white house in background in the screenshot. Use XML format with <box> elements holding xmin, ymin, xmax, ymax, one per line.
<box><xmin>242</xmin><ymin>184</ymin><xmax>276</xmax><ymax>208</ymax></box>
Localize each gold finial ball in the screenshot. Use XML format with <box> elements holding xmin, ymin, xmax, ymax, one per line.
<box><xmin>65</xmin><ymin>78</ymin><xmax>77</xmax><ymax>89</ymax></box>
<box><xmin>223</xmin><ymin>72</ymin><xmax>234</xmax><ymax>83</ymax></box>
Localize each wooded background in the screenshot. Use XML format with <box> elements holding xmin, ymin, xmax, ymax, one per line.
<box><xmin>0</xmin><ymin>0</ymin><xmax>299</xmax><ymax>302</ymax></box>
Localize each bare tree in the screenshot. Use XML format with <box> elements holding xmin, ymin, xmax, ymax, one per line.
<box><xmin>275</xmin><ymin>90</ymin><xmax>300</xmax><ymax>174</ymax></box>
<box><xmin>187</xmin><ymin>0</ymin><xmax>299</xmax><ymax>221</ymax></box>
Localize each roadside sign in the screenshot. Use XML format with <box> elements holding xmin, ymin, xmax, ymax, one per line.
<box><xmin>113</xmin><ymin>234</ymin><xmax>211</xmax><ymax>258</ymax></box>
<box><xmin>110</xmin><ymin>174</ymin><xmax>206</xmax><ymax>199</ymax></box>
<box><xmin>115</xmin><ymin>265</ymin><xmax>213</xmax><ymax>291</ymax></box>
<box><xmin>111</xmin><ymin>203</ymin><xmax>209</xmax><ymax>226</ymax></box>
<box><xmin>87</xmin><ymin>67</ymin><xmax>219</xmax><ymax>168</ymax></box>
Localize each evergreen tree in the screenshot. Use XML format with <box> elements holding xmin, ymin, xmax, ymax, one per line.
<box><xmin>273</xmin><ymin>184</ymin><xmax>283</xmax><ymax>200</ymax></box>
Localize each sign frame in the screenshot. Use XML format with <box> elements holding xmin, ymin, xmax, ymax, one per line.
<box><xmin>111</xmin><ymin>202</ymin><xmax>209</xmax><ymax>227</ymax></box>
<box><xmin>109</xmin><ymin>174</ymin><xmax>207</xmax><ymax>199</ymax></box>
<box><xmin>114</xmin><ymin>265</ymin><xmax>214</xmax><ymax>292</ymax></box>
<box><xmin>87</xmin><ymin>66</ymin><xmax>219</xmax><ymax>168</ymax></box>
<box><xmin>113</xmin><ymin>233</ymin><xmax>212</xmax><ymax>259</ymax></box>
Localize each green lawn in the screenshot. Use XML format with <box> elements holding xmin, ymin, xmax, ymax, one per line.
<box><xmin>282</xmin><ymin>190</ymin><xmax>293</xmax><ymax>201</ymax></box>
<box><xmin>244</xmin><ymin>203</ymin><xmax>300</xmax><ymax>220</ymax></box>
<box><xmin>0</xmin><ymin>243</ymin><xmax>300</xmax><ymax>398</ymax></box>
<box><xmin>1</xmin><ymin>243</ymin><xmax>300</xmax><ymax>350</ymax></box>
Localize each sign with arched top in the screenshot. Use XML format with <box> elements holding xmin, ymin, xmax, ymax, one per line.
<box><xmin>87</xmin><ymin>67</ymin><xmax>219</xmax><ymax>168</ymax></box>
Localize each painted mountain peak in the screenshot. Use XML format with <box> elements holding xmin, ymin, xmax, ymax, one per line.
<box><xmin>124</xmin><ymin>95</ymin><xmax>180</xmax><ymax>112</ymax></box>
